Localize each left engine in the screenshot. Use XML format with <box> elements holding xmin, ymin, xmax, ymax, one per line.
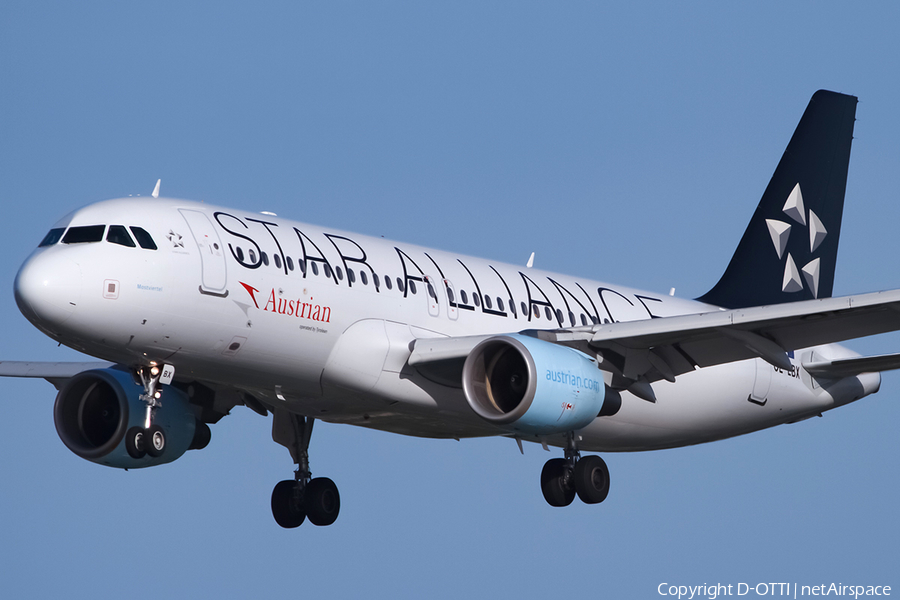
<box><xmin>54</xmin><ymin>367</ymin><xmax>203</xmax><ymax>469</ymax></box>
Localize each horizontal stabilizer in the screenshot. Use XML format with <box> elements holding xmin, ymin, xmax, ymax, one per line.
<box><xmin>803</xmin><ymin>353</ymin><xmax>900</xmax><ymax>378</ymax></box>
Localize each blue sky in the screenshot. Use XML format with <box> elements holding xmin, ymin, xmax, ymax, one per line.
<box><xmin>1</xmin><ymin>2</ymin><xmax>899</xmax><ymax>598</ymax></box>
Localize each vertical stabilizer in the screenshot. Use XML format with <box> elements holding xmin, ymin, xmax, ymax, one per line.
<box><xmin>698</xmin><ymin>90</ymin><xmax>857</xmax><ymax>309</ymax></box>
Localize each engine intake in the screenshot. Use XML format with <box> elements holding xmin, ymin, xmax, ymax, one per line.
<box><xmin>462</xmin><ymin>334</ymin><xmax>608</xmax><ymax>435</ymax></box>
<box><xmin>54</xmin><ymin>367</ymin><xmax>199</xmax><ymax>469</ymax></box>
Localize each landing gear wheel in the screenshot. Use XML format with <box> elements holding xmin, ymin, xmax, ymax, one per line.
<box><xmin>145</xmin><ymin>424</ymin><xmax>166</xmax><ymax>458</ymax></box>
<box><xmin>271</xmin><ymin>480</ymin><xmax>306</xmax><ymax>528</ymax></box>
<box><xmin>305</xmin><ymin>477</ymin><xmax>341</xmax><ymax>526</ymax></box>
<box><xmin>541</xmin><ymin>458</ymin><xmax>575</xmax><ymax>507</ymax></box>
<box><xmin>574</xmin><ymin>454</ymin><xmax>610</xmax><ymax>504</ymax></box>
<box><xmin>125</xmin><ymin>427</ymin><xmax>146</xmax><ymax>459</ymax></box>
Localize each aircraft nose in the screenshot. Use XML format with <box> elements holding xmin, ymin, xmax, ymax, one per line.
<box><xmin>14</xmin><ymin>251</ymin><xmax>82</xmax><ymax>329</ymax></box>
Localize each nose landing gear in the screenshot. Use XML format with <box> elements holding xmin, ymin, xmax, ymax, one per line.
<box><xmin>540</xmin><ymin>433</ymin><xmax>610</xmax><ymax>507</ymax></box>
<box><xmin>270</xmin><ymin>412</ymin><xmax>341</xmax><ymax>528</ymax></box>
<box><xmin>125</xmin><ymin>365</ymin><xmax>171</xmax><ymax>459</ymax></box>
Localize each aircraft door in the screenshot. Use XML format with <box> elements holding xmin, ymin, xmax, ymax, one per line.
<box><xmin>748</xmin><ymin>359</ymin><xmax>772</xmax><ymax>405</ymax></box>
<box><xmin>443</xmin><ymin>278</ymin><xmax>459</xmax><ymax>321</ymax></box>
<box><xmin>179</xmin><ymin>209</ymin><xmax>228</xmax><ymax>297</ymax></box>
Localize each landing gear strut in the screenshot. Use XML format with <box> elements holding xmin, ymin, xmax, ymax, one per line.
<box><xmin>540</xmin><ymin>432</ymin><xmax>610</xmax><ymax>507</ymax></box>
<box><xmin>270</xmin><ymin>412</ymin><xmax>340</xmax><ymax>528</ymax></box>
<box><xmin>125</xmin><ymin>365</ymin><xmax>169</xmax><ymax>459</ymax></box>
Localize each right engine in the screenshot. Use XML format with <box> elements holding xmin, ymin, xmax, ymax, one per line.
<box><xmin>54</xmin><ymin>367</ymin><xmax>204</xmax><ymax>469</ymax></box>
<box><xmin>462</xmin><ymin>334</ymin><xmax>612</xmax><ymax>435</ymax></box>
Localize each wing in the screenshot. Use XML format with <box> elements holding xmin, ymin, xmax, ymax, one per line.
<box><xmin>0</xmin><ymin>361</ymin><xmax>114</xmax><ymax>389</ymax></box>
<box><xmin>409</xmin><ymin>289</ymin><xmax>900</xmax><ymax>396</ymax></box>
<box><xmin>539</xmin><ymin>288</ymin><xmax>900</xmax><ymax>382</ymax></box>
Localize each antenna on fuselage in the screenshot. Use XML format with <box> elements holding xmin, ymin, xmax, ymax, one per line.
<box><xmin>151</xmin><ymin>179</ymin><xmax>161</xmax><ymax>198</ymax></box>
<box><xmin>526</xmin><ymin>252</ymin><xmax>535</xmax><ymax>268</ymax></box>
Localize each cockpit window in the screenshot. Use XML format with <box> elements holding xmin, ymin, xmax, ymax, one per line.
<box><xmin>38</xmin><ymin>228</ymin><xmax>66</xmax><ymax>247</ymax></box>
<box><xmin>130</xmin><ymin>227</ymin><xmax>157</xmax><ymax>250</ymax></box>
<box><xmin>63</xmin><ymin>225</ymin><xmax>106</xmax><ymax>244</ymax></box>
<box><xmin>107</xmin><ymin>225</ymin><xmax>136</xmax><ymax>248</ymax></box>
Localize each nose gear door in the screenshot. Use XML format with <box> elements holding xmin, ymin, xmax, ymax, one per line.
<box><xmin>179</xmin><ymin>209</ymin><xmax>228</xmax><ymax>297</ymax></box>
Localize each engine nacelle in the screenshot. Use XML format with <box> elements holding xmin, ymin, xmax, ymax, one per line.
<box><xmin>54</xmin><ymin>367</ymin><xmax>197</xmax><ymax>469</ymax></box>
<box><xmin>462</xmin><ymin>334</ymin><xmax>608</xmax><ymax>435</ymax></box>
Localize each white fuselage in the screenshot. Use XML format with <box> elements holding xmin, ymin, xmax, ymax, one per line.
<box><xmin>14</xmin><ymin>197</ymin><xmax>879</xmax><ymax>452</ymax></box>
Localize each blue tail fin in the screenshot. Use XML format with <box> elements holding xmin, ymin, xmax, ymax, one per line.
<box><xmin>698</xmin><ymin>90</ymin><xmax>857</xmax><ymax>309</ymax></box>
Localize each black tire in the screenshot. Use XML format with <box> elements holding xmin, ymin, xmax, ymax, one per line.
<box><xmin>125</xmin><ymin>426</ymin><xmax>146</xmax><ymax>459</ymax></box>
<box><xmin>271</xmin><ymin>480</ymin><xmax>305</xmax><ymax>528</ymax></box>
<box><xmin>145</xmin><ymin>424</ymin><xmax>166</xmax><ymax>458</ymax></box>
<box><xmin>305</xmin><ymin>477</ymin><xmax>340</xmax><ymax>526</ymax></box>
<box><xmin>540</xmin><ymin>458</ymin><xmax>575</xmax><ymax>507</ymax></box>
<box><xmin>574</xmin><ymin>455</ymin><xmax>610</xmax><ymax>504</ymax></box>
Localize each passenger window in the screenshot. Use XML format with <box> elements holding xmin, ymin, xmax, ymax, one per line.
<box><xmin>591</xmin><ymin>316</ymin><xmax>598</xmax><ymax>325</ymax></box>
<box><xmin>107</xmin><ymin>225</ymin><xmax>136</xmax><ymax>247</ymax></box>
<box><xmin>324</xmin><ymin>264</ymin><xmax>332</xmax><ymax>278</ymax></box>
<box><xmin>484</xmin><ymin>295</ymin><xmax>492</xmax><ymax>309</ymax></box>
<box><xmin>580</xmin><ymin>314</ymin><xmax>587</xmax><ymax>326</ymax></box>
<box><xmin>274</xmin><ymin>254</ymin><xmax>282</xmax><ymax>269</ymax></box>
<box><xmin>39</xmin><ymin>228</ymin><xmax>65</xmax><ymax>247</ymax></box>
<box><xmin>447</xmin><ymin>287</ymin><xmax>455</xmax><ymax>302</ymax></box>
<box><xmin>397</xmin><ymin>278</ymin><xmax>405</xmax><ymax>293</ymax></box>
<box><xmin>555</xmin><ymin>308</ymin><xmax>563</xmax><ymax>322</ymax></box>
<box><xmin>533</xmin><ymin>305</ymin><xmax>541</xmax><ymax>319</ymax></box>
<box><xmin>249</xmin><ymin>249</ymin><xmax>258</xmax><ymax>263</ymax></box>
<box><xmin>130</xmin><ymin>227</ymin><xmax>157</xmax><ymax>250</ymax></box>
<box><xmin>521</xmin><ymin>302</ymin><xmax>528</xmax><ymax>316</ymax></box>
<box><xmin>497</xmin><ymin>297</ymin><xmax>504</xmax><ymax>311</ymax></box>
<box><xmin>286</xmin><ymin>256</ymin><xmax>294</xmax><ymax>271</ymax></box>
<box><xmin>311</xmin><ymin>262</ymin><xmax>318</xmax><ymax>276</ymax></box>
<box><xmin>360</xmin><ymin>271</ymin><xmax>367</xmax><ymax>285</ymax></box>
<box><xmin>299</xmin><ymin>259</ymin><xmax>306</xmax><ymax>274</ymax></box>
<box><xmin>384</xmin><ymin>276</ymin><xmax>392</xmax><ymax>290</ymax></box>
<box><xmin>473</xmin><ymin>293</ymin><xmax>480</xmax><ymax>307</ymax></box>
<box><xmin>568</xmin><ymin>311</ymin><xmax>575</xmax><ymax>326</ymax></box>
<box><xmin>509</xmin><ymin>300</ymin><xmax>516</xmax><ymax>316</ymax></box>
<box><xmin>374</xmin><ymin>273</ymin><xmax>381</xmax><ymax>289</ymax></box>
<box><xmin>261</xmin><ymin>252</ymin><xmax>269</xmax><ymax>267</ymax></box>
<box><xmin>427</xmin><ymin>282</ymin><xmax>436</xmax><ymax>299</ymax></box>
<box><xmin>336</xmin><ymin>266</ymin><xmax>343</xmax><ymax>281</ymax></box>
<box><xmin>409</xmin><ymin>280</ymin><xmax>416</xmax><ymax>294</ymax></box>
<box><xmin>461</xmin><ymin>290</ymin><xmax>468</xmax><ymax>304</ymax></box>
<box><xmin>348</xmin><ymin>269</ymin><xmax>356</xmax><ymax>284</ymax></box>
<box><xmin>236</xmin><ymin>247</ymin><xmax>245</xmax><ymax>262</ymax></box>
<box><xmin>63</xmin><ymin>225</ymin><xmax>105</xmax><ymax>244</ymax></box>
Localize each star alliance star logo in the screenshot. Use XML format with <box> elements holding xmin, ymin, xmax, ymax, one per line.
<box><xmin>167</xmin><ymin>230</ymin><xmax>184</xmax><ymax>248</ymax></box>
<box><xmin>764</xmin><ymin>183</ymin><xmax>826</xmax><ymax>297</ymax></box>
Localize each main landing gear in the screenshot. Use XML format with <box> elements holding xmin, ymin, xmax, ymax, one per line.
<box><xmin>540</xmin><ymin>433</ymin><xmax>610</xmax><ymax>507</ymax></box>
<box><xmin>270</xmin><ymin>413</ymin><xmax>340</xmax><ymax>528</ymax></box>
<box><xmin>125</xmin><ymin>365</ymin><xmax>168</xmax><ymax>459</ymax></box>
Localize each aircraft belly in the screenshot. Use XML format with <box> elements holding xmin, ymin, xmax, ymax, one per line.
<box><xmin>578</xmin><ymin>358</ymin><xmax>835</xmax><ymax>452</ymax></box>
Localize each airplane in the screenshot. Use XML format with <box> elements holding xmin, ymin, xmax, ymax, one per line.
<box><xmin>3</xmin><ymin>89</ymin><xmax>900</xmax><ymax>529</ymax></box>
